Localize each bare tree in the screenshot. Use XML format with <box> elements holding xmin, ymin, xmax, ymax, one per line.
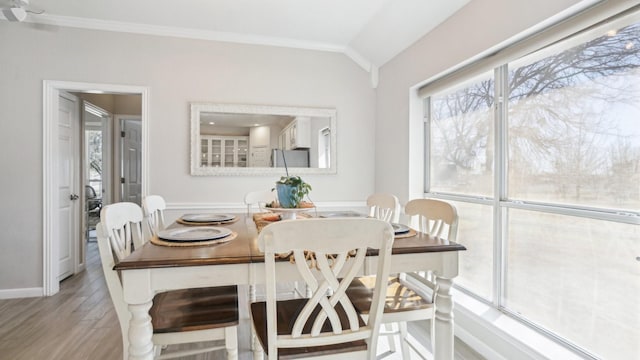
<box><xmin>430</xmin><ymin>22</ymin><xmax>640</xmax><ymax>204</ymax></box>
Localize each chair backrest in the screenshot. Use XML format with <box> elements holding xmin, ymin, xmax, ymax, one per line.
<box><xmin>96</xmin><ymin>202</ymin><xmax>145</xmax><ymax>360</ymax></box>
<box><xmin>95</xmin><ymin>221</ymin><xmax>130</xmax><ymax>360</ymax></box>
<box><xmin>258</xmin><ymin>218</ymin><xmax>395</xmax><ymax>358</ymax></box>
<box><xmin>366</xmin><ymin>193</ymin><xmax>400</xmax><ymax>223</ymax></box>
<box><xmin>142</xmin><ymin>194</ymin><xmax>167</xmax><ymax>237</ymax></box>
<box><xmin>404</xmin><ymin>199</ymin><xmax>458</xmax><ymax>242</ymax></box>
<box><xmin>100</xmin><ymin>202</ymin><xmax>145</xmax><ymax>260</ymax></box>
<box><xmin>244</xmin><ymin>190</ymin><xmax>276</xmax><ymax>214</ymax></box>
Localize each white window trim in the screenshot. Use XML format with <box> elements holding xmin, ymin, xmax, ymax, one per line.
<box><xmin>411</xmin><ymin>2</ymin><xmax>640</xmax><ymax>359</ymax></box>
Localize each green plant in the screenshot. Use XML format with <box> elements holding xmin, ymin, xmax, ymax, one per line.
<box><xmin>275</xmin><ymin>175</ymin><xmax>312</xmax><ymax>207</ymax></box>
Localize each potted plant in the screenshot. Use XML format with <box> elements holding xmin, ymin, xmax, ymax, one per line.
<box><xmin>271</xmin><ymin>149</ymin><xmax>313</xmax><ymax>208</ymax></box>
<box><xmin>275</xmin><ymin>175</ymin><xmax>312</xmax><ymax>208</ymax></box>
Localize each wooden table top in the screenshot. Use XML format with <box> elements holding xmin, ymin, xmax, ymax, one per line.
<box><xmin>114</xmin><ymin>213</ymin><xmax>466</xmax><ymax>271</ymax></box>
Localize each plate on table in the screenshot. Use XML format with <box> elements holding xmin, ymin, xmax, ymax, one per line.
<box><xmin>320</xmin><ymin>211</ymin><xmax>367</xmax><ymax>218</ymax></box>
<box><xmin>157</xmin><ymin>226</ymin><xmax>232</xmax><ymax>242</ymax></box>
<box><xmin>391</xmin><ymin>223</ymin><xmax>410</xmax><ymax>235</ymax></box>
<box><xmin>181</xmin><ymin>213</ymin><xmax>236</xmax><ymax>223</ymax></box>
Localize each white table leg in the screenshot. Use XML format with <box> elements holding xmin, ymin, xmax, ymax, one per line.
<box><xmin>434</xmin><ymin>277</ymin><xmax>454</xmax><ymax>360</ymax></box>
<box><xmin>253</xmin><ymin>339</ymin><xmax>264</xmax><ymax>360</ymax></box>
<box><xmin>127</xmin><ymin>300</ymin><xmax>155</xmax><ymax>360</ymax></box>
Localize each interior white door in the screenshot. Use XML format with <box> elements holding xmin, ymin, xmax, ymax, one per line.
<box><xmin>121</xmin><ymin>118</ymin><xmax>142</xmax><ymax>205</ymax></box>
<box><xmin>58</xmin><ymin>92</ymin><xmax>79</xmax><ymax>281</ymax></box>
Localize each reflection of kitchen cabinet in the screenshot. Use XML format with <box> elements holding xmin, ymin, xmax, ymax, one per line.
<box><xmin>280</xmin><ymin>117</ymin><xmax>310</xmax><ymax>150</ymax></box>
<box><xmin>200</xmin><ymin>135</ymin><xmax>248</xmax><ymax>167</ymax></box>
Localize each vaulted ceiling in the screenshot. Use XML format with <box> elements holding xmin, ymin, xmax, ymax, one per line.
<box><xmin>2</xmin><ymin>0</ymin><xmax>470</xmax><ymax>72</ymax></box>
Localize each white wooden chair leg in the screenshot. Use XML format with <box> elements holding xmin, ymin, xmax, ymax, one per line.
<box><xmin>385</xmin><ymin>323</ymin><xmax>397</xmax><ymax>353</ymax></box>
<box><xmin>430</xmin><ymin>318</ymin><xmax>435</xmax><ymax>354</ymax></box>
<box><xmin>253</xmin><ymin>342</ymin><xmax>264</xmax><ymax>360</ymax></box>
<box><xmin>225</xmin><ymin>326</ymin><xmax>238</xmax><ymax>360</ymax></box>
<box><xmin>399</xmin><ymin>321</ymin><xmax>411</xmax><ymax>359</ymax></box>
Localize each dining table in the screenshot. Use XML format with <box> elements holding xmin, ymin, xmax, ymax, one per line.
<box><xmin>114</xmin><ymin>212</ymin><xmax>466</xmax><ymax>360</ymax></box>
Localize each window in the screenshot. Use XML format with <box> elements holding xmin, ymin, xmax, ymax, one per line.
<box><xmin>430</xmin><ymin>72</ymin><xmax>494</xmax><ymax>198</ymax></box>
<box><xmin>318</xmin><ymin>127</ymin><xmax>331</xmax><ymax>169</ymax></box>
<box><xmin>86</xmin><ymin>128</ymin><xmax>103</xmax><ymax>195</ymax></box>
<box><xmin>423</xmin><ymin>11</ymin><xmax>640</xmax><ymax>360</ymax></box>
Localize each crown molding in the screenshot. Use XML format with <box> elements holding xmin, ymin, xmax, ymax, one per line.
<box><xmin>343</xmin><ymin>46</ymin><xmax>374</xmax><ymax>73</ymax></box>
<box><xmin>23</xmin><ymin>14</ymin><xmax>375</xmax><ymax>76</ymax></box>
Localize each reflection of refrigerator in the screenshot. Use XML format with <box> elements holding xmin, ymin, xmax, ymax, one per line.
<box><xmin>272</xmin><ymin>149</ymin><xmax>310</xmax><ymax>168</ymax></box>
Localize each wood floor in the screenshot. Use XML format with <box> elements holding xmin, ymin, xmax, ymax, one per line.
<box><xmin>0</xmin><ymin>242</ymin><xmax>485</xmax><ymax>360</ymax></box>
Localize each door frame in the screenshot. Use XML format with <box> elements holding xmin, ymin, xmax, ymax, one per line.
<box><xmin>43</xmin><ymin>80</ymin><xmax>149</xmax><ymax>296</ymax></box>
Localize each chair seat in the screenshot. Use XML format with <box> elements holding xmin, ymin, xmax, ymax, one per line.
<box><xmin>251</xmin><ymin>298</ymin><xmax>367</xmax><ymax>359</ymax></box>
<box><xmin>151</xmin><ymin>285</ymin><xmax>239</xmax><ymax>334</ymax></box>
<box><xmin>346</xmin><ymin>276</ymin><xmax>433</xmax><ymax>315</ymax></box>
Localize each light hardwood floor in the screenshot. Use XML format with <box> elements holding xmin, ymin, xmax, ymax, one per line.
<box><xmin>0</xmin><ymin>242</ymin><xmax>485</xmax><ymax>360</ymax></box>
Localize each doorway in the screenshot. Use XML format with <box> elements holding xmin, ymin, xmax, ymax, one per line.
<box><xmin>81</xmin><ymin>101</ymin><xmax>111</xmax><ymax>243</ymax></box>
<box><xmin>117</xmin><ymin>116</ymin><xmax>143</xmax><ymax>205</ymax></box>
<box><xmin>43</xmin><ymin>81</ymin><xmax>149</xmax><ymax>296</ymax></box>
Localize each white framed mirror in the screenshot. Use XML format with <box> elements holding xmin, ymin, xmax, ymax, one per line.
<box><xmin>190</xmin><ymin>103</ymin><xmax>337</xmax><ymax>176</ymax></box>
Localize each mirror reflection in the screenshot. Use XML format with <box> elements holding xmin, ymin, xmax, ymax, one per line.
<box><xmin>191</xmin><ymin>103</ymin><xmax>337</xmax><ymax>176</ymax></box>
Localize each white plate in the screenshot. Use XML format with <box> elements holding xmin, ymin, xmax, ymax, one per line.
<box><xmin>320</xmin><ymin>212</ymin><xmax>367</xmax><ymax>218</ymax></box>
<box><xmin>157</xmin><ymin>226</ymin><xmax>232</xmax><ymax>242</ymax></box>
<box><xmin>181</xmin><ymin>213</ymin><xmax>235</xmax><ymax>223</ymax></box>
<box><xmin>391</xmin><ymin>223</ymin><xmax>410</xmax><ymax>235</ymax></box>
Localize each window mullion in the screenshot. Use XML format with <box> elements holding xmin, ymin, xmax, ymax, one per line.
<box><xmin>493</xmin><ymin>64</ymin><xmax>509</xmax><ymax>307</ymax></box>
<box><xmin>423</xmin><ymin>97</ymin><xmax>431</xmax><ymax>193</ymax></box>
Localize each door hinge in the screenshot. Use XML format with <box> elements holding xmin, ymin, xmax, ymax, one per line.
<box><xmin>120</xmin><ymin>177</ymin><xmax>125</xmax><ymax>184</ymax></box>
<box><xmin>121</xmin><ymin>131</ymin><xmax>126</xmax><ymax>137</ymax></box>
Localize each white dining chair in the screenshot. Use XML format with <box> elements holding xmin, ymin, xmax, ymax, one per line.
<box><xmin>367</xmin><ymin>193</ymin><xmax>400</xmax><ymax>223</ymax></box>
<box><xmin>405</xmin><ymin>198</ymin><xmax>458</xmax><ymax>242</ymax></box>
<box><xmin>142</xmin><ymin>194</ymin><xmax>167</xmax><ymax>238</ymax></box>
<box><xmin>250</xmin><ymin>218</ymin><xmax>395</xmax><ymax>360</ymax></box>
<box><xmin>98</xmin><ymin>202</ymin><xmax>239</xmax><ymax>360</ymax></box>
<box><xmin>404</xmin><ymin>198</ymin><xmax>459</xmax><ymax>286</ymax></box>
<box><xmin>244</xmin><ymin>189</ymin><xmax>276</xmax><ymax>214</ymax></box>
<box><xmin>348</xmin><ymin>198</ymin><xmax>459</xmax><ymax>359</ymax></box>
<box><xmin>365</xmin><ymin>193</ymin><xmax>403</xmax><ymax>353</ymax></box>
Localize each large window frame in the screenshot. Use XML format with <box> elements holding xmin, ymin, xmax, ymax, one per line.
<box><xmin>420</xmin><ymin>6</ymin><xmax>640</xmax><ymax>359</ymax></box>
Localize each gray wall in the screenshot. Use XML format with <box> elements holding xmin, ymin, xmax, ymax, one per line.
<box><xmin>0</xmin><ymin>24</ymin><xmax>375</xmax><ymax>291</ymax></box>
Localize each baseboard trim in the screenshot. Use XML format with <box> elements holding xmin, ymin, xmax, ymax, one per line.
<box><xmin>0</xmin><ymin>287</ymin><xmax>44</xmax><ymax>299</ymax></box>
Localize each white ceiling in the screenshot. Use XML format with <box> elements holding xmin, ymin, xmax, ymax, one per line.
<box><xmin>3</xmin><ymin>0</ymin><xmax>470</xmax><ymax>70</ymax></box>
